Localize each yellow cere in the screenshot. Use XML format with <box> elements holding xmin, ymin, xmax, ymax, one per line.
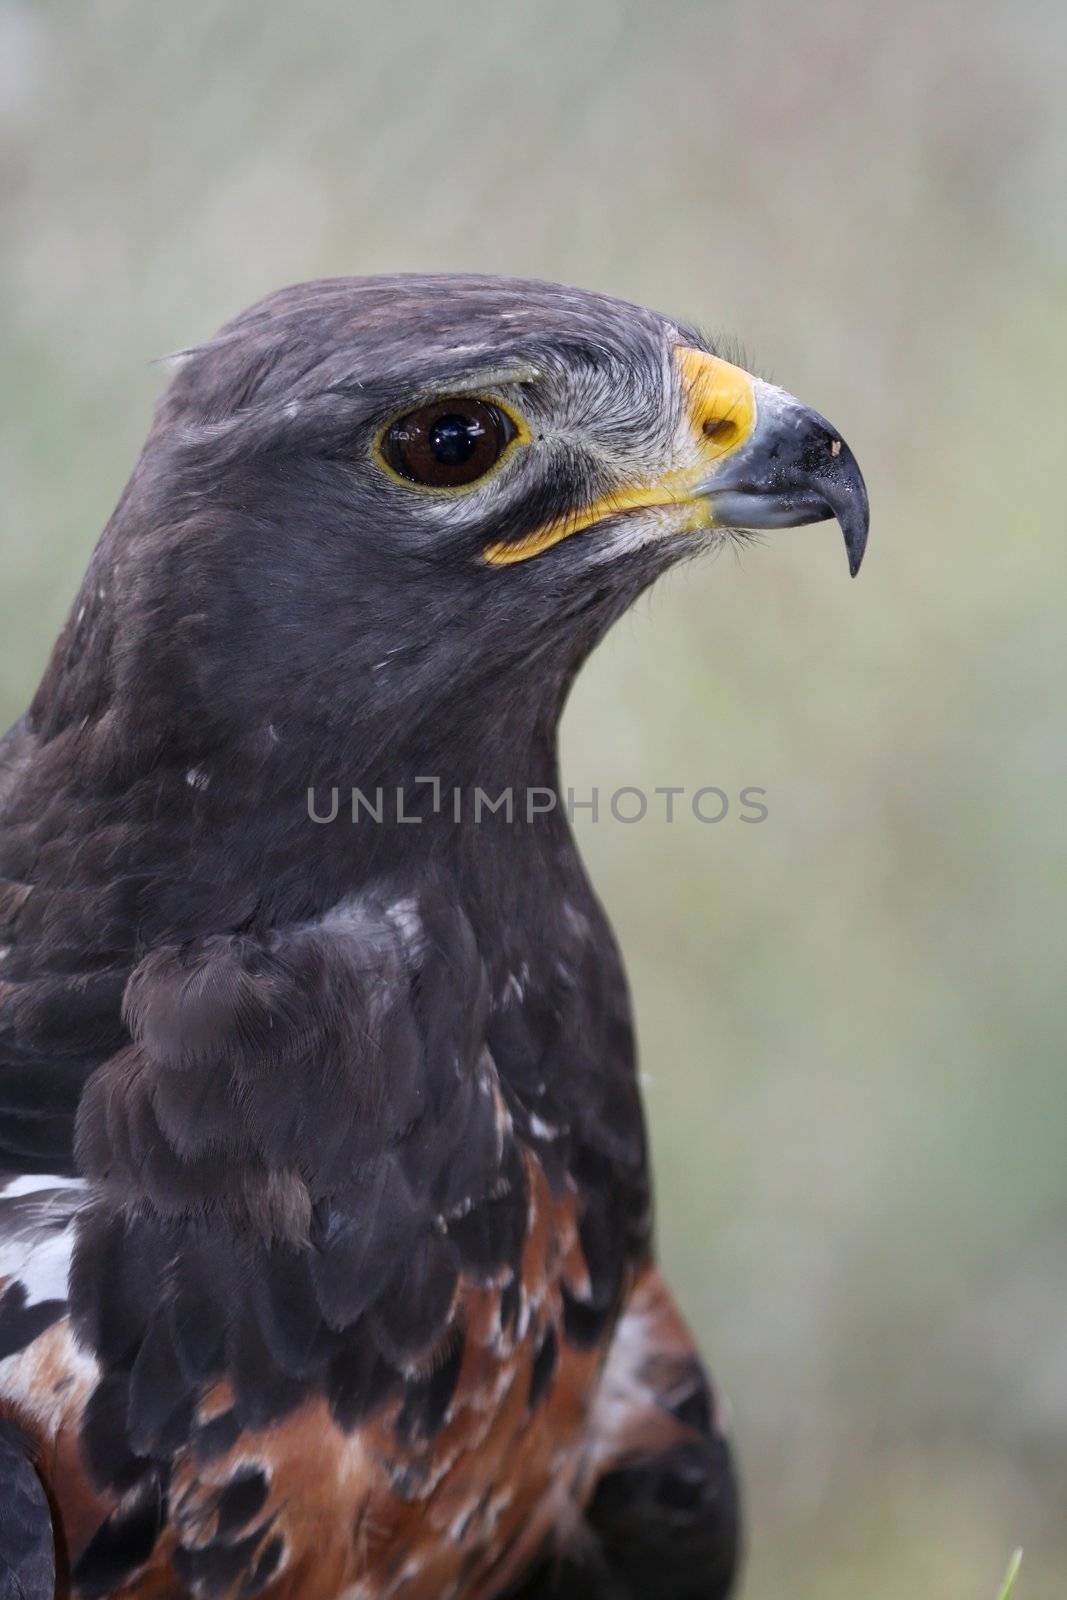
<box><xmin>483</xmin><ymin>347</ymin><xmax>757</xmax><ymax>567</ymax></box>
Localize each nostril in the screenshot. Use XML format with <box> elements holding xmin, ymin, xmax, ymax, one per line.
<box><xmin>704</xmin><ymin>417</ymin><xmax>739</xmax><ymax>445</ymax></box>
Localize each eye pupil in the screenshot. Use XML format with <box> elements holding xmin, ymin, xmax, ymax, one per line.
<box><xmin>429</xmin><ymin>413</ymin><xmax>481</xmax><ymax>466</ymax></box>
<box><xmin>382</xmin><ymin>399</ymin><xmax>516</xmax><ymax>488</ymax></box>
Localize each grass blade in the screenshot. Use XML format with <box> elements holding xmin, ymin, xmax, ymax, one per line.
<box><xmin>996</xmin><ymin>1549</ymin><xmax>1023</xmax><ymax>1600</ymax></box>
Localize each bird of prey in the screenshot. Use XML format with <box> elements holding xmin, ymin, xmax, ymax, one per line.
<box><xmin>0</xmin><ymin>276</ymin><xmax>867</xmax><ymax>1600</ymax></box>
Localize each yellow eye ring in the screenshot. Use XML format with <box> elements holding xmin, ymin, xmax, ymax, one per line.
<box><xmin>374</xmin><ymin>395</ymin><xmax>531</xmax><ymax>494</ymax></box>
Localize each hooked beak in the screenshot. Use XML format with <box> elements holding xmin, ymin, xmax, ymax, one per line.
<box><xmin>481</xmin><ymin>344</ymin><xmax>869</xmax><ymax>575</ymax></box>
<box><xmin>680</xmin><ymin>348</ymin><xmax>869</xmax><ymax>577</ymax></box>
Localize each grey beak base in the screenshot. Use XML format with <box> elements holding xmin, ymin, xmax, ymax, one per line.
<box><xmin>701</xmin><ymin>394</ymin><xmax>870</xmax><ymax>576</ymax></box>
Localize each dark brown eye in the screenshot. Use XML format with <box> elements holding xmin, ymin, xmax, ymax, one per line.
<box><xmin>381</xmin><ymin>399</ymin><xmax>516</xmax><ymax>488</ymax></box>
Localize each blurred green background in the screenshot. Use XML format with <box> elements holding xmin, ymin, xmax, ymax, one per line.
<box><xmin>2</xmin><ymin>2</ymin><xmax>1065</xmax><ymax>1594</ymax></box>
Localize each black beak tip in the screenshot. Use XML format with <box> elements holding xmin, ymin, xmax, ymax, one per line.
<box><xmin>841</xmin><ymin>492</ymin><xmax>869</xmax><ymax>578</ymax></box>
<box><xmin>846</xmin><ymin>523</ymin><xmax>867</xmax><ymax>578</ymax></box>
<box><xmin>827</xmin><ymin>439</ymin><xmax>869</xmax><ymax>579</ymax></box>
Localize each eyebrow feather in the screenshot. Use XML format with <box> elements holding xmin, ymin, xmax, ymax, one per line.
<box><xmin>323</xmin><ymin>361</ymin><xmax>543</xmax><ymax>404</ymax></box>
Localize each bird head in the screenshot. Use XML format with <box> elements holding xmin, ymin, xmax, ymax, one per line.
<box><xmin>31</xmin><ymin>275</ymin><xmax>868</xmax><ymax>915</ymax></box>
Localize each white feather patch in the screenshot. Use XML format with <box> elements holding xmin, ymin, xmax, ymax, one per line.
<box><xmin>0</xmin><ymin>1173</ymin><xmax>85</xmax><ymax>1307</ymax></box>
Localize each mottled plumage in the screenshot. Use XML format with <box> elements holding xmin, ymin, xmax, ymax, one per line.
<box><xmin>0</xmin><ymin>276</ymin><xmax>866</xmax><ymax>1599</ymax></box>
